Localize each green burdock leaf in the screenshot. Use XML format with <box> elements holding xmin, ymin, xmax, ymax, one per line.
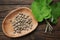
<box><xmin>31</xmin><ymin>0</ymin><xmax>52</xmax><ymax>22</ymax></box>
<box><xmin>31</xmin><ymin>0</ymin><xmax>60</xmax><ymax>33</ymax></box>
<box><xmin>51</xmin><ymin>2</ymin><xmax>60</xmax><ymax>24</ymax></box>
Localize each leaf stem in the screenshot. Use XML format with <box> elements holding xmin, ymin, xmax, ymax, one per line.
<box><xmin>45</xmin><ymin>19</ymin><xmax>53</xmax><ymax>33</ymax></box>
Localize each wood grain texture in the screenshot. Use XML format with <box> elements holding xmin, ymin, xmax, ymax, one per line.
<box><xmin>0</xmin><ymin>0</ymin><xmax>59</xmax><ymax>5</ymax></box>
<box><xmin>0</xmin><ymin>0</ymin><xmax>33</xmax><ymax>5</ymax></box>
<box><xmin>0</xmin><ymin>5</ymin><xmax>30</xmax><ymax>18</ymax></box>
<box><xmin>0</xmin><ymin>0</ymin><xmax>60</xmax><ymax>40</ymax></box>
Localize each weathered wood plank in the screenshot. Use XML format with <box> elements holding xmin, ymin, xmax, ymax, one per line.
<box><xmin>46</xmin><ymin>38</ymin><xmax>60</xmax><ymax>40</ymax></box>
<box><xmin>0</xmin><ymin>21</ymin><xmax>2</xmax><ymax>32</ymax></box>
<box><xmin>0</xmin><ymin>0</ymin><xmax>60</xmax><ymax>5</ymax></box>
<box><xmin>0</xmin><ymin>5</ymin><xmax>30</xmax><ymax>18</ymax></box>
<box><xmin>0</xmin><ymin>35</ymin><xmax>11</xmax><ymax>40</ymax></box>
<box><xmin>0</xmin><ymin>31</ymin><xmax>45</xmax><ymax>40</ymax></box>
<box><xmin>0</xmin><ymin>30</ymin><xmax>60</xmax><ymax>40</ymax></box>
<box><xmin>0</xmin><ymin>0</ymin><xmax>33</xmax><ymax>5</ymax></box>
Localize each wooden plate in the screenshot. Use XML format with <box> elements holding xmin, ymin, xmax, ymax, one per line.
<box><xmin>2</xmin><ymin>7</ymin><xmax>38</xmax><ymax>38</ymax></box>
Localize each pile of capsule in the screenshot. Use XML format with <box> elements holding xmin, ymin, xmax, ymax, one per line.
<box><xmin>10</xmin><ymin>12</ymin><xmax>33</xmax><ymax>34</ymax></box>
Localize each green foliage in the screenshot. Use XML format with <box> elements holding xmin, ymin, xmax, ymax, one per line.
<box><xmin>31</xmin><ymin>0</ymin><xmax>60</xmax><ymax>24</ymax></box>
<box><xmin>31</xmin><ymin>0</ymin><xmax>52</xmax><ymax>22</ymax></box>
<box><xmin>51</xmin><ymin>2</ymin><xmax>60</xmax><ymax>24</ymax></box>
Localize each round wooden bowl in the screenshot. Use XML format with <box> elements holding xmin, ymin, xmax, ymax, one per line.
<box><xmin>2</xmin><ymin>7</ymin><xmax>38</xmax><ymax>38</ymax></box>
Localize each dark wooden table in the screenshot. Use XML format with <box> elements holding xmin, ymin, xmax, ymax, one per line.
<box><xmin>0</xmin><ymin>0</ymin><xmax>60</xmax><ymax>40</ymax></box>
